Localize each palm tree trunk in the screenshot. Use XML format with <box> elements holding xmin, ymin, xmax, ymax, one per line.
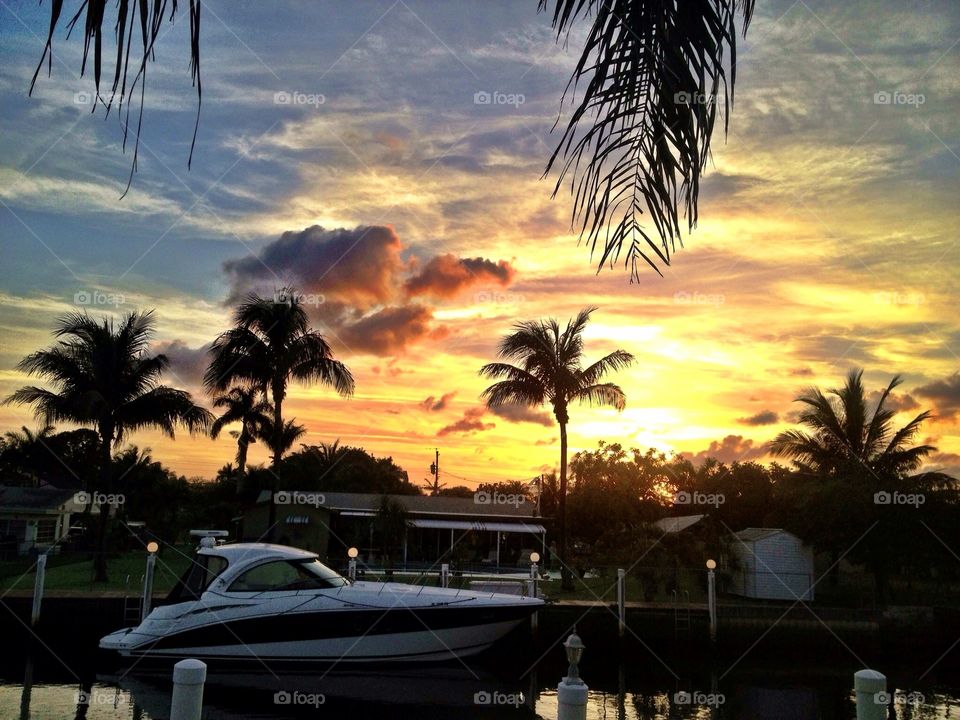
<box><xmin>266</xmin><ymin>383</ymin><xmax>283</xmax><ymax>542</ymax></box>
<box><xmin>236</xmin><ymin>430</ymin><xmax>249</xmax><ymax>476</ymax></box>
<box><xmin>93</xmin><ymin>427</ymin><xmax>113</xmax><ymax>583</ymax></box>
<box><xmin>559</xmin><ymin>420</ymin><xmax>574</xmax><ymax>591</ymax></box>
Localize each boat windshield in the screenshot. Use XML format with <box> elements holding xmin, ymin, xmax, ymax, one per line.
<box><xmin>226</xmin><ymin>558</ymin><xmax>349</xmax><ymax>592</ymax></box>
<box><xmin>166</xmin><ymin>554</ymin><xmax>229</xmax><ymax>602</ymax></box>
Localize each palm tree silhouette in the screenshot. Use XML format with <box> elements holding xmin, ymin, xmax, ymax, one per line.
<box><xmin>770</xmin><ymin>368</ymin><xmax>947</xmax><ymax>603</ymax></box>
<box><xmin>5</xmin><ymin>311</ymin><xmax>211</xmax><ymax>581</ymax></box>
<box><xmin>480</xmin><ymin>306</ymin><xmax>634</xmax><ymax>588</ymax></box>
<box><xmin>260</xmin><ymin>418</ymin><xmax>308</xmax><ymax>461</ymax></box>
<box><xmin>1</xmin><ymin>425</ymin><xmax>55</xmax><ymax>486</ymax></box>
<box><xmin>210</xmin><ymin>387</ymin><xmax>272</xmax><ymax>477</ymax></box>
<box><xmin>206</xmin><ymin>289</ymin><xmax>353</xmax><ymax>539</ymax></box>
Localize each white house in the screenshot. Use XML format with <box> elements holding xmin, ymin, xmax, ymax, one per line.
<box><xmin>728</xmin><ymin>528</ymin><xmax>815</xmax><ymax>601</ymax></box>
<box><xmin>0</xmin><ymin>486</ymin><xmax>83</xmax><ymax>556</ymax></box>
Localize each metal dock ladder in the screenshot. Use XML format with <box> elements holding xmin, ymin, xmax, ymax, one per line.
<box><xmin>122</xmin><ymin>574</ymin><xmax>143</xmax><ymax>625</ymax></box>
<box><xmin>672</xmin><ymin>589</ymin><xmax>691</xmax><ymax>638</ymax></box>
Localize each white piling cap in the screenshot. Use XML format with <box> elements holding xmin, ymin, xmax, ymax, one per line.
<box><xmin>173</xmin><ymin>658</ymin><xmax>208</xmax><ymax>685</ymax></box>
<box><xmin>854</xmin><ymin>669</ymin><xmax>886</xmax><ymax>694</ymax></box>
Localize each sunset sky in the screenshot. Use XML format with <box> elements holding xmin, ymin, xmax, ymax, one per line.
<box><xmin>1</xmin><ymin>0</ymin><xmax>958</xmax><ymax>487</ymax></box>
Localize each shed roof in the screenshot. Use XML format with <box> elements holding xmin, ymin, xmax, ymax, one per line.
<box><xmin>0</xmin><ymin>485</ymin><xmax>77</xmax><ymax>513</ymax></box>
<box><xmin>652</xmin><ymin>514</ymin><xmax>705</xmax><ymax>533</ymax></box>
<box><xmin>734</xmin><ymin>527</ymin><xmax>790</xmax><ymax>542</ymax></box>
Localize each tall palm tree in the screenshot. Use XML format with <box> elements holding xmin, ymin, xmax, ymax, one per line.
<box><xmin>205</xmin><ymin>289</ymin><xmax>353</xmax><ymax>540</ymax></box>
<box><xmin>30</xmin><ymin>2</ymin><xmax>755</xmax><ymax>276</ymax></box>
<box><xmin>210</xmin><ymin>387</ymin><xmax>272</xmax><ymax>476</ymax></box>
<box><xmin>480</xmin><ymin>306</ymin><xmax>635</xmax><ymax>588</ymax></box>
<box><xmin>770</xmin><ymin>368</ymin><xmax>948</xmax><ymax>603</ymax></box>
<box><xmin>204</xmin><ymin>289</ymin><xmax>354</xmax><ymax>468</ymax></box>
<box><xmin>0</xmin><ymin>425</ymin><xmax>55</xmax><ymax>486</ymax></box>
<box><xmin>4</xmin><ymin>311</ymin><xmax>211</xmax><ymax>580</ymax></box>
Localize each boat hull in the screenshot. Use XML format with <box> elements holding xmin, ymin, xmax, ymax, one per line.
<box><xmin>101</xmin><ymin>604</ymin><xmax>534</xmax><ymax>663</ymax></box>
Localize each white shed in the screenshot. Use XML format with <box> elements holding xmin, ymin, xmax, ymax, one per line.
<box><xmin>728</xmin><ymin>528</ymin><xmax>815</xmax><ymax>601</ymax></box>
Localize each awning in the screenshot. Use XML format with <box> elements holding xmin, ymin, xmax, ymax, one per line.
<box><xmin>409</xmin><ymin>519</ymin><xmax>545</xmax><ymax>534</ymax></box>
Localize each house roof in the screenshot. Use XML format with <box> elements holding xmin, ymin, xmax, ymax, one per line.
<box><xmin>653</xmin><ymin>514</ymin><xmax>705</xmax><ymax>533</ymax></box>
<box><xmin>0</xmin><ymin>485</ymin><xmax>78</xmax><ymax>513</ymax></box>
<box><xmin>254</xmin><ymin>491</ymin><xmax>542</xmax><ymax>520</ymax></box>
<box><xmin>734</xmin><ymin>527</ymin><xmax>789</xmax><ymax>542</ymax></box>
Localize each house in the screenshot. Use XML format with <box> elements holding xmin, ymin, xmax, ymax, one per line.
<box><xmin>242</xmin><ymin>491</ymin><xmax>547</xmax><ymax>570</ymax></box>
<box><xmin>0</xmin><ymin>486</ymin><xmax>84</xmax><ymax>556</ymax></box>
<box><xmin>728</xmin><ymin>528</ymin><xmax>815</xmax><ymax>601</ymax></box>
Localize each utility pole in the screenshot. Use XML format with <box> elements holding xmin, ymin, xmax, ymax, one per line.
<box><xmin>428</xmin><ymin>448</ymin><xmax>440</xmax><ymax>495</ymax></box>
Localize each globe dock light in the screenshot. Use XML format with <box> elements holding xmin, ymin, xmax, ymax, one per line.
<box><xmin>530</xmin><ymin>552</ymin><xmax>540</xmax><ymax>564</ymax></box>
<box><xmin>706</xmin><ymin>559</ymin><xmax>717</xmax><ymax>570</ymax></box>
<box><xmin>563</xmin><ymin>631</ymin><xmax>585</xmax><ymax>685</ymax></box>
<box><xmin>347</xmin><ymin>547</ymin><xmax>359</xmax><ymax>559</ymax></box>
<box><xmin>146</xmin><ymin>541</ymin><xmax>159</xmax><ymax>554</ymax></box>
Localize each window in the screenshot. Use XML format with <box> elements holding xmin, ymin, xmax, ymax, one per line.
<box><xmin>166</xmin><ymin>554</ymin><xmax>229</xmax><ymax>602</ymax></box>
<box><xmin>35</xmin><ymin>518</ymin><xmax>57</xmax><ymax>544</ymax></box>
<box><xmin>227</xmin><ymin>559</ymin><xmax>347</xmax><ymax>592</ymax></box>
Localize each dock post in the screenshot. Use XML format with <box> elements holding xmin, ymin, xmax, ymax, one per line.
<box><xmin>170</xmin><ymin>659</ymin><xmax>206</xmax><ymax>720</ymax></box>
<box><xmin>706</xmin><ymin>559</ymin><xmax>717</xmax><ymax>642</ymax></box>
<box><xmin>441</xmin><ymin>563</ymin><xmax>449</xmax><ymax>588</ymax></box>
<box><xmin>557</xmin><ymin>631</ymin><xmax>588</xmax><ymax>720</ymax></box>
<box><xmin>853</xmin><ymin>669</ymin><xmax>886</xmax><ymax>720</ymax></box>
<box><xmin>617</xmin><ymin>568</ymin><xmax>625</xmax><ymax>638</ymax></box>
<box><xmin>141</xmin><ymin>546</ymin><xmax>157</xmax><ymax>622</ymax></box>
<box><xmin>31</xmin><ymin>554</ymin><xmax>47</xmax><ymax>626</ymax></box>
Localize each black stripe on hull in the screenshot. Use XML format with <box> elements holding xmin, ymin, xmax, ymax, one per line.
<box><xmin>141</xmin><ymin>604</ymin><xmax>534</xmax><ymax>651</ymax></box>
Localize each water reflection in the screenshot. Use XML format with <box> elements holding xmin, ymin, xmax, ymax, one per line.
<box><xmin>3</xmin><ymin>648</ymin><xmax>959</xmax><ymax>719</ymax></box>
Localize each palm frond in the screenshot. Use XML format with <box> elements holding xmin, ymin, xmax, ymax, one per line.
<box><xmin>572</xmin><ymin>382</ymin><xmax>626</xmax><ymax>410</ymax></box>
<box><xmin>541</xmin><ymin>0</ymin><xmax>755</xmax><ymax>278</ymax></box>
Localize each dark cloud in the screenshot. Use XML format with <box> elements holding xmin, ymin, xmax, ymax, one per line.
<box><xmin>681</xmin><ymin>435</ymin><xmax>766</xmax><ymax>465</ymax></box>
<box><xmin>223</xmin><ymin>225</ymin><xmax>406</xmax><ymax>308</ymax></box>
<box><xmin>437</xmin><ymin>407</ymin><xmax>495</xmax><ymax>437</ymax></box>
<box><xmin>789</xmin><ymin>367</ymin><xmax>815</xmax><ymax>377</ymax></box>
<box><xmin>925</xmin><ymin>451</ymin><xmax>960</xmax><ymax>480</ymax></box>
<box><xmin>421</xmin><ymin>392</ymin><xmax>457</xmax><ymax>412</ymax></box>
<box><xmin>866</xmin><ymin>389</ymin><xmax>921</xmax><ymax>414</ymax></box>
<box><xmin>488</xmin><ymin>404</ymin><xmax>553</xmax><ymax>426</ymax></box>
<box><xmin>737</xmin><ymin>410</ymin><xmax>779</xmax><ymax>426</ymax></box>
<box><xmin>405</xmin><ymin>254</ymin><xmax>515</xmax><ymax>298</ymax></box>
<box><xmin>153</xmin><ymin>340</ymin><xmax>210</xmax><ymax>389</ymax></box>
<box><xmin>336</xmin><ymin>305</ymin><xmax>440</xmax><ymax>356</ymax></box>
<box><xmin>915</xmin><ymin>372</ymin><xmax>960</xmax><ymax>420</ymax></box>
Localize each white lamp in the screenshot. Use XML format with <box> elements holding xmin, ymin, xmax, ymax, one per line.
<box><xmin>146</xmin><ymin>541</ymin><xmax>159</xmax><ymax>554</ymax></box>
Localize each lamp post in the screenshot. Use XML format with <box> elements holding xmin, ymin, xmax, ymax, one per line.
<box><xmin>347</xmin><ymin>547</ymin><xmax>358</xmax><ymax>581</ymax></box>
<box><xmin>529</xmin><ymin>552</ymin><xmax>540</xmax><ymax>598</ymax></box>
<box><xmin>706</xmin><ymin>559</ymin><xmax>717</xmax><ymax>642</ymax></box>
<box><xmin>141</xmin><ymin>541</ymin><xmax>159</xmax><ymax>622</ymax></box>
<box><xmin>557</xmin><ymin>631</ymin><xmax>588</xmax><ymax>720</ymax></box>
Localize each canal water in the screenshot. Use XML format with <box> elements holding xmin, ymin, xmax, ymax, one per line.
<box><xmin>1</xmin><ymin>639</ymin><xmax>957</xmax><ymax>719</ymax></box>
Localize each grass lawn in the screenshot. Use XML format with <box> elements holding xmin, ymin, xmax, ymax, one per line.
<box><xmin>0</xmin><ymin>547</ymin><xmax>193</xmax><ymax>594</ymax></box>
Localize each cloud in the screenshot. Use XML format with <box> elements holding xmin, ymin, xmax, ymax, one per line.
<box><xmin>914</xmin><ymin>372</ymin><xmax>960</xmax><ymax>420</ymax></box>
<box><xmin>336</xmin><ymin>304</ymin><xmax>440</xmax><ymax>356</ymax></box>
<box><xmin>223</xmin><ymin>225</ymin><xmax>406</xmax><ymax>308</ymax></box>
<box><xmin>405</xmin><ymin>254</ymin><xmax>515</xmax><ymax>298</ymax></box>
<box><xmin>681</xmin><ymin>435</ymin><xmax>766</xmax><ymax>464</ymax></box>
<box><xmin>437</xmin><ymin>407</ymin><xmax>495</xmax><ymax>437</ymax></box>
<box><xmin>866</xmin><ymin>389</ymin><xmax>920</xmax><ymax>414</ymax></box>
<box><xmin>488</xmin><ymin>404</ymin><xmax>553</xmax><ymax>426</ymax></box>
<box><xmin>421</xmin><ymin>392</ymin><xmax>457</xmax><ymax>412</ymax></box>
<box><xmin>153</xmin><ymin>340</ymin><xmax>210</xmax><ymax>389</ymax></box>
<box><xmin>789</xmin><ymin>367</ymin><xmax>814</xmax><ymax>377</ymax></box>
<box><xmin>737</xmin><ymin>410</ymin><xmax>779</xmax><ymax>426</ymax></box>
